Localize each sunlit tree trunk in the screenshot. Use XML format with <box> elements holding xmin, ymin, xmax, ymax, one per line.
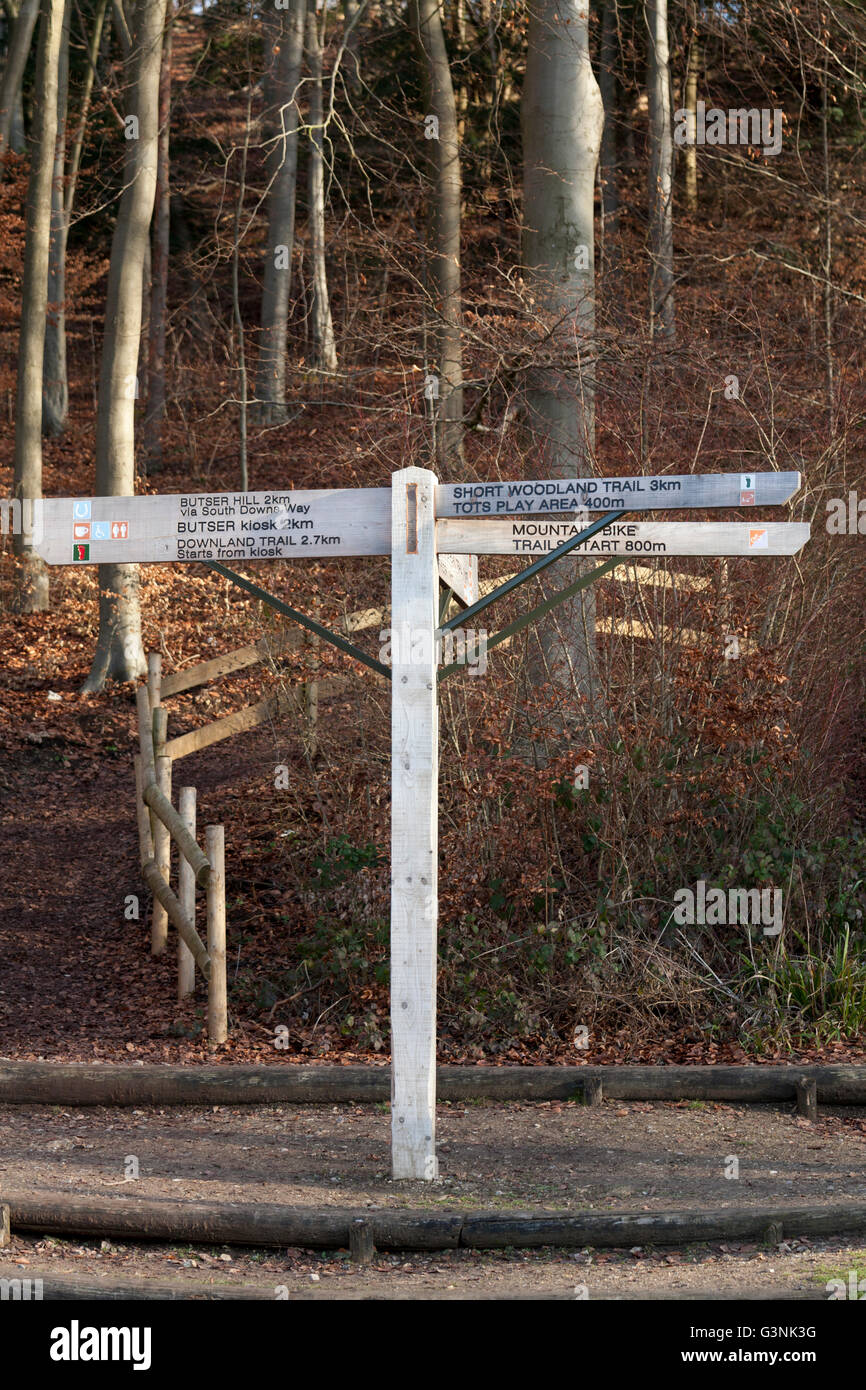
<box><xmin>142</xmin><ymin>1</ymin><xmax>172</xmax><ymax>467</ymax></box>
<box><xmin>683</xmin><ymin>11</ymin><xmax>700</xmax><ymax>214</ymax></box>
<box><xmin>12</xmin><ymin>0</ymin><xmax>64</xmax><ymax>612</ymax></box>
<box><xmin>42</xmin><ymin>0</ymin><xmax>69</xmax><ymax>436</ymax></box>
<box><xmin>254</xmin><ymin>0</ymin><xmax>305</xmax><ymax>421</ymax></box>
<box><xmin>646</xmin><ymin>0</ymin><xmax>675</xmax><ymax>339</ymax></box>
<box><xmin>305</xmin><ymin>0</ymin><xmax>337</xmax><ymax>373</ymax></box>
<box><xmin>599</xmin><ymin>0</ymin><xmax>620</xmax><ymax>281</ymax></box>
<box><xmin>83</xmin><ymin>0</ymin><xmax>167</xmax><ymax>691</ymax></box>
<box><xmin>64</xmin><ymin>0</ymin><xmax>109</xmax><ymax>218</ymax></box>
<box><xmin>410</xmin><ymin>0</ymin><xmax>463</xmax><ymax>466</ymax></box>
<box><xmin>522</xmin><ymin>0</ymin><xmax>603</xmax><ymax>707</ymax></box>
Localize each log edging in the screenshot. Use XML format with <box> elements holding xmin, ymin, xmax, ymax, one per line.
<box><xmin>1</xmin><ymin>1063</ymin><xmax>866</xmax><ymax>1107</ymax></box>
<box><xmin>5</xmin><ymin>1192</ymin><xmax>866</xmax><ymax>1252</ymax></box>
<box><xmin>0</xmin><ymin>1264</ymin><xmax>834</xmax><ymax>1301</ymax></box>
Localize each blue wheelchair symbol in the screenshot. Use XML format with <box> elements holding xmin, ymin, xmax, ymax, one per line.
<box><xmin>92</xmin><ymin>522</ymin><xmax>110</xmax><ymax>540</ymax></box>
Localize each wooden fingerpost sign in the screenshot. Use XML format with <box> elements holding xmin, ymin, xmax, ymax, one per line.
<box><xmin>30</xmin><ymin>469</ymin><xmax>808</xmax><ymax>1182</ymax></box>
<box><xmin>390</xmin><ymin>468</ymin><xmax>439</xmax><ymax>1180</ymax></box>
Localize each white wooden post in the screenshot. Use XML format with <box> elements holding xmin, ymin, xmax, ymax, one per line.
<box><xmin>147</xmin><ymin>651</ymin><xmax>162</xmax><ymax>710</ymax></box>
<box><xmin>206</xmin><ymin>824</ymin><xmax>227</xmax><ymax>1048</ymax></box>
<box><xmin>152</xmin><ymin>753</ymin><xmax>172</xmax><ymax>956</ymax></box>
<box><xmin>390</xmin><ymin>466</ymin><xmax>439</xmax><ymax>1180</ymax></box>
<box><xmin>177</xmin><ymin>787</ymin><xmax>196</xmax><ymax>999</ymax></box>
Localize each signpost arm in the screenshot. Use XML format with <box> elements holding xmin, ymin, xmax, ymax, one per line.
<box><xmin>390</xmin><ymin>467</ymin><xmax>439</xmax><ymax>1181</ymax></box>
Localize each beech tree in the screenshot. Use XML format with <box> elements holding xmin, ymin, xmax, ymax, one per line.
<box><xmin>41</xmin><ymin>0</ymin><xmax>69</xmax><ymax>435</ymax></box>
<box><xmin>254</xmin><ymin>0</ymin><xmax>306</xmax><ymax>422</ymax></box>
<box><xmin>142</xmin><ymin>1</ymin><xmax>172</xmax><ymax>466</ymax></box>
<box><xmin>599</xmin><ymin>0</ymin><xmax>621</xmax><ymax>280</ymax></box>
<box><xmin>41</xmin><ymin>0</ymin><xmax>110</xmax><ymax>439</ymax></box>
<box><xmin>305</xmin><ymin>0</ymin><xmax>337</xmax><ymax>374</ymax></box>
<box><xmin>410</xmin><ymin>0</ymin><xmax>463</xmax><ymax>465</ymax></box>
<box><xmin>522</xmin><ymin>0</ymin><xmax>603</xmax><ymax>704</ymax></box>
<box><xmin>646</xmin><ymin>0</ymin><xmax>675</xmax><ymax>338</ymax></box>
<box><xmin>82</xmin><ymin>0</ymin><xmax>167</xmax><ymax>691</ymax></box>
<box><xmin>0</xmin><ymin>0</ymin><xmax>38</xmax><ymax>162</ymax></box>
<box><xmin>683</xmin><ymin>3</ymin><xmax>701</xmax><ymax>214</ymax></box>
<box><xmin>12</xmin><ymin>0</ymin><xmax>65</xmax><ymax>612</ymax></box>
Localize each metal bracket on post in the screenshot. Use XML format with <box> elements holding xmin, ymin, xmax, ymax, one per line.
<box><xmin>436</xmin><ymin>510</ymin><xmax>628</xmax><ymax>681</ymax></box>
<box><xmin>203</xmin><ymin>560</ymin><xmax>391</xmax><ymax>680</ymax></box>
<box><xmin>438</xmin><ymin>556</ymin><xmax>623</xmax><ymax>681</ymax></box>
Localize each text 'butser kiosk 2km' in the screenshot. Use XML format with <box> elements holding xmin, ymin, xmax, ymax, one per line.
<box><xmin>34</xmin><ymin>468</ymin><xmax>807</xmax><ymax>1179</ymax></box>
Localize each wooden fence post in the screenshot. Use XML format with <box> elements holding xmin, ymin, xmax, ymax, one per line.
<box><xmin>796</xmin><ymin>1076</ymin><xmax>818</xmax><ymax>1122</ymax></box>
<box><xmin>152</xmin><ymin>705</ymin><xmax>167</xmax><ymax>760</ymax></box>
<box><xmin>148</xmin><ymin>651</ymin><xmax>162</xmax><ymax>710</ymax></box>
<box><xmin>206</xmin><ymin>824</ymin><xmax>227</xmax><ymax>1047</ymax></box>
<box><xmin>136</xmin><ymin>685</ymin><xmax>157</xmax><ymax>787</ymax></box>
<box><xmin>152</xmin><ymin>754</ymin><xmax>172</xmax><ymax>956</ymax></box>
<box><xmin>389</xmin><ymin>466</ymin><xmax>439</xmax><ymax>1180</ymax></box>
<box><xmin>150</xmin><ymin>703</ymin><xmax>168</xmax><ymax>849</ymax></box>
<box><xmin>177</xmin><ymin>787</ymin><xmax>197</xmax><ymax>999</ymax></box>
<box><xmin>133</xmin><ymin>754</ymin><xmax>154</xmax><ymax>868</ymax></box>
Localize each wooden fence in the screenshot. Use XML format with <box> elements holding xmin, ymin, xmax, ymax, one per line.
<box><xmin>134</xmin><ymin>683</ymin><xmax>227</xmax><ymax>1046</ymax></box>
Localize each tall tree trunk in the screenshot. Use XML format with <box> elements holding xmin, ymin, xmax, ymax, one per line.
<box><xmin>142</xmin><ymin>1</ymin><xmax>172</xmax><ymax>468</ymax></box>
<box><xmin>9</xmin><ymin>86</ymin><xmax>24</xmax><ymax>151</ymax></box>
<box><xmin>821</xmin><ymin>54</ymin><xmax>834</xmax><ymax>433</ymax></box>
<box><xmin>522</xmin><ymin>0</ymin><xmax>603</xmax><ymax>710</ymax></box>
<box><xmin>64</xmin><ymin>0</ymin><xmax>109</xmax><ymax>219</ymax></box>
<box><xmin>646</xmin><ymin>0</ymin><xmax>675</xmax><ymax>340</ymax></box>
<box><xmin>231</xmin><ymin>85</ymin><xmax>251</xmax><ymax>491</ymax></box>
<box><xmin>82</xmin><ymin>0</ymin><xmax>167</xmax><ymax>692</ymax></box>
<box><xmin>0</xmin><ymin>0</ymin><xmax>38</xmax><ymax>161</ymax></box>
<box><xmin>479</xmin><ymin>0</ymin><xmax>499</xmax><ymax>184</ymax></box>
<box><xmin>410</xmin><ymin>0</ymin><xmax>463</xmax><ymax>467</ymax></box>
<box><xmin>111</xmin><ymin>0</ymin><xmax>130</xmax><ymax>54</ymax></box>
<box><xmin>305</xmin><ymin>0</ymin><xmax>337</xmax><ymax>373</ymax></box>
<box><xmin>599</xmin><ymin>0</ymin><xmax>620</xmax><ymax>281</ymax></box>
<box><xmin>683</xmin><ymin>10</ymin><xmax>700</xmax><ymax>214</ymax></box>
<box><xmin>42</xmin><ymin>0</ymin><xmax>69</xmax><ymax>436</ymax></box>
<box><xmin>254</xmin><ymin>0</ymin><xmax>305</xmax><ymax>422</ymax></box>
<box><xmin>343</xmin><ymin>0</ymin><xmax>360</xmax><ymax>92</ymax></box>
<box><xmin>449</xmin><ymin>0</ymin><xmax>467</xmax><ymax>143</ymax></box>
<box><xmin>12</xmin><ymin>0</ymin><xmax>64</xmax><ymax>612</ymax></box>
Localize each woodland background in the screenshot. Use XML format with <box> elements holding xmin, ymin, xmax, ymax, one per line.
<box><xmin>0</xmin><ymin>0</ymin><xmax>864</xmax><ymax>1062</ymax></box>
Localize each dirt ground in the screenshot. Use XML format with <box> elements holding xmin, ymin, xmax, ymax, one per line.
<box><xmin>2</xmin><ymin>1096</ymin><xmax>865</xmax><ymax>1298</ymax></box>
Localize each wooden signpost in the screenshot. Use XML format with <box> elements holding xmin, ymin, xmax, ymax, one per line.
<box><xmin>32</xmin><ymin>469</ymin><xmax>808</xmax><ymax>1180</ymax></box>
